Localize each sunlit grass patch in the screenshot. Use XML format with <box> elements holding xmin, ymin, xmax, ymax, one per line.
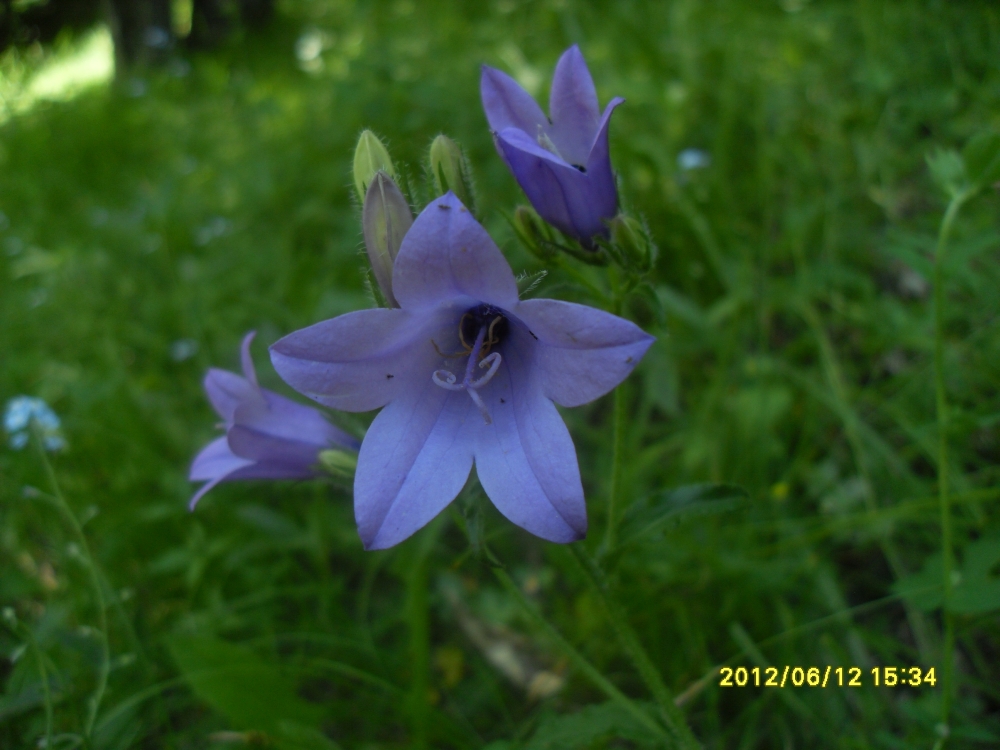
<box><xmin>0</xmin><ymin>25</ymin><xmax>113</xmax><ymax>123</ymax></box>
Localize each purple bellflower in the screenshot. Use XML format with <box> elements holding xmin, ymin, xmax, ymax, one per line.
<box><xmin>481</xmin><ymin>45</ymin><xmax>624</xmax><ymax>245</ymax></box>
<box><xmin>188</xmin><ymin>331</ymin><xmax>359</xmax><ymax>509</ymax></box>
<box><xmin>270</xmin><ymin>193</ymin><xmax>653</xmax><ymax>550</ymax></box>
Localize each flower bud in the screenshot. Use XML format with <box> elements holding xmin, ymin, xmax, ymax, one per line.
<box><xmin>353</xmin><ymin>130</ymin><xmax>396</xmax><ymax>203</ymax></box>
<box><xmin>362</xmin><ymin>172</ymin><xmax>413</xmax><ymax>307</ymax></box>
<box><xmin>609</xmin><ymin>215</ymin><xmax>652</xmax><ymax>272</ymax></box>
<box><xmin>319</xmin><ymin>448</ymin><xmax>358</xmax><ymax>478</ymax></box>
<box><xmin>513</xmin><ymin>205</ymin><xmax>554</xmax><ymax>261</ymax></box>
<box><xmin>428</xmin><ymin>134</ymin><xmax>475</xmax><ymax>211</ymax></box>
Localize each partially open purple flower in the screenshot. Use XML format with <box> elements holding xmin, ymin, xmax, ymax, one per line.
<box><xmin>188</xmin><ymin>332</ymin><xmax>359</xmax><ymax>509</ymax></box>
<box><xmin>481</xmin><ymin>45</ymin><xmax>624</xmax><ymax>244</ymax></box>
<box><xmin>270</xmin><ymin>193</ymin><xmax>653</xmax><ymax>550</ymax></box>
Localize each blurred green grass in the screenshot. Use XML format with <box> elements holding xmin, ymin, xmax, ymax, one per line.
<box><xmin>1</xmin><ymin>0</ymin><xmax>999</xmax><ymax>747</ymax></box>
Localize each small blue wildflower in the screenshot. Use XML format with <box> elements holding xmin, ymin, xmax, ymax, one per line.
<box><xmin>4</xmin><ymin>396</ymin><xmax>65</xmax><ymax>452</ymax></box>
<box><xmin>677</xmin><ymin>148</ymin><xmax>711</xmax><ymax>171</ymax></box>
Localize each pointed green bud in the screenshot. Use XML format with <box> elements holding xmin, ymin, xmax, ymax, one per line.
<box><xmin>362</xmin><ymin>171</ymin><xmax>413</xmax><ymax>307</ymax></box>
<box><xmin>609</xmin><ymin>215</ymin><xmax>652</xmax><ymax>272</ymax></box>
<box><xmin>353</xmin><ymin>130</ymin><xmax>396</xmax><ymax>202</ymax></box>
<box><xmin>513</xmin><ymin>205</ymin><xmax>554</xmax><ymax>261</ymax></box>
<box><xmin>428</xmin><ymin>134</ymin><xmax>475</xmax><ymax>211</ymax></box>
<box><xmin>318</xmin><ymin>449</ymin><xmax>358</xmax><ymax>478</ymax></box>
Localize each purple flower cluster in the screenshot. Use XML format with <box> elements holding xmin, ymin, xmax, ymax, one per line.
<box><xmin>189</xmin><ymin>45</ymin><xmax>651</xmax><ymax>550</ymax></box>
<box><xmin>270</xmin><ymin>193</ymin><xmax>652</xmax><ymax>549</ymax></box>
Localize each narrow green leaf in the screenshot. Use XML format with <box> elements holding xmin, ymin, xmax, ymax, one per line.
<box><xmin>617</xmin><ymin>483</ymin><xmax>749</xmax><ymax>549</ymax></box>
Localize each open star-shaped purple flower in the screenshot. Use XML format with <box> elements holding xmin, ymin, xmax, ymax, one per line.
<box><xmin>481</xmin><ymin>45</ymin><xmax>624</xmax><ymax>244</ymax></box>
<box><xmin>270</xmin><ymin>193</ymin><xmax>653</xmax><ymax>550</ymax></box>
<box><xmin>189</xmin><ymin>332</ymin><xmax>359</xmax><ymax>509</ymax></box>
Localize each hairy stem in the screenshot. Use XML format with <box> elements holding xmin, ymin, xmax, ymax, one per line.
<box><xmin>934</xmin><ymin>192</ymin><xmax>966</xmax><ymax>736</ymax></box>
<box><xmin>567</xmin><ymin>545</ymin><xmax>701</xmax><ymax>749</ymax></box>
<box><xmin>404</xmin><ymin>519</ymin><xmax>441</xmax><ymax>749</ymax></box>
<box><xmin>35</xmin><ymin>432</ymin><xmax>110</xmax><ymax>743</ymax></box>
<box><xmin>487</xmin><ymin>553</ymin><xmax>673</xmax><ymax>745</ymax></box>
<box><xmin>603</xmin><ymin>383</ymin><xmax>628</xmax><ymax>555</ymax></box>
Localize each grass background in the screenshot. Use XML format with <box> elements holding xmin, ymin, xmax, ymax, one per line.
<box><xmin>2</xmin><ymin>0</ymin><xmax>999</xmax><ymax>747</ymax></box>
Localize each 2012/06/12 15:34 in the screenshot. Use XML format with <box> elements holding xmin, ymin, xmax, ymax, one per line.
<box><xmin>718</xmin><ymin>665</ymin><xmax>938</xmax><ymax>688</ymax></box>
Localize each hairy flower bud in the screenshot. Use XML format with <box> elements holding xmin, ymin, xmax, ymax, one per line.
<box><xmin>353</xmin><ymin>130</ymin><xmax>396</xmax><ymax>202</ymax></box>
<box><xmin>362</xmin><ymin>172</ymin><xmax>413</xmax><ymax>307</ymax></box>
<box><xmin>428</xmin><ymin>134</ymin><xmax>475</xmax><ymax>212</ymax></box>
<box><xmin>319</xmin><ymin>448</ymin><xmax>358</xmax><ymax>478</ymax></box>
<box><xmin>609</xmin><ymin>215</ymin><xmax>652</xmax><ymax>272</ymax></box>
<box><xmin>512</xmin><ymin>205</ymin><xmax>554</xmax><ymax>261</ymax></box>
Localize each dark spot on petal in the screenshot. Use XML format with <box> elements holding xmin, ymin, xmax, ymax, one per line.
<box><xmin>529</xmin><ymin>330</ymin><xmax>538</xmax><ymax>340</ymax></box>
<box><xmin>573</xmin><ymin>164</ymin><xmax>587</xmax><ymax>173</ymax></box>
<box><xmin>438</xmin><ymin>203</ymin><xmax>451</xmax><ymax>210</ymax></box>
<box><xmin>386</xmin><ymin>373</ymin><xmax>394</xmax><ymax>379</ymax></box>
<box><xmin>626</xmin><ymin>356</ymin><xmax>633</xmax><ymax>364</ymax></box>
<box><xmin>500</xmin><ymin>398</ymin><xmax>506</xmax><ymax>403</ymax></box>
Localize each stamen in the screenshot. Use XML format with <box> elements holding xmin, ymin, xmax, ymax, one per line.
<box><xmin>537</xmin><ymin>127</ymin><xmax>563</xmax><ymax>160</ymax></box>
<box><xmin>431</xmin><ymin>319</ymin><xmax>504</xmax><ymax>424</ymax></box>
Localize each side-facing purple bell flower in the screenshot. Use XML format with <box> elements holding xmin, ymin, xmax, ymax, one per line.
<box><xmin>270</xmin><ymin>193</ymin><xmax>653</xmax><ymax>550</ymax></box>
<box><xmin>481</xmin><ymin>45</ymin><xmax>624</xmax><ymax>244</ymax></box>
<box><xmin>188</xmin><ymin>332</ymin><xmax>360</xmax><ymax>509</ymax></box>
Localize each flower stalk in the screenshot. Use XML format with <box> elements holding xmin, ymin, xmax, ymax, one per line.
<box><xmin>33</xmin><ymin>427</ymin><xmax>110</xmax><ymax>742</ymax></box>
<box><xmin>934</xmin><ymin>188</ymin><xmax>971</xmax><ymax>737</ymax></box>
<box><xmin>567</xmin><ymin>544</ymin><xmax>701</xmax><ymax>749</ymax></box>
<box><xmin>486</xmin><ymin>549</ymin><xmax>674</xmax><ymax>745</ymax></box>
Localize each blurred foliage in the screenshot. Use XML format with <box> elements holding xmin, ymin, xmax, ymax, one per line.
<box><xmin>1</xmin><ymin>0</ymin><xmax>1000</xmax><ymax>747</ymax></box>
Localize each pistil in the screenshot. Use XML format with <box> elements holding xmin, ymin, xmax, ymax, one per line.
<box><xmin>432</xmin><ymin>322</ymin><xmax>503</xmax><ymax>424</ymax></box>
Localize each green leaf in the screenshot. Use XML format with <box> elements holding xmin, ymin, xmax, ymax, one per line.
<box><xmin>617</xmin><ymin>483</ymin><xmax>749</xmax><ymax>549</ymax></box>
<box><xmin>962</xmin><ymin>128</ymin><xmax>1000</xmax><ymax>190</ymax></box>
<box><xmin>167</xmin><ymin>634</ymin><xmax>322</xmax><ymax>736</ymax></box>
<box><xmin>523</xmin><ymin>702</ymin><xmax>662</xmax><ymax>749</ymax></box>
<box><xmin>893</xmin><ymin>534</ymin><xmax>1000</xmax><ymax>614</ymax></box>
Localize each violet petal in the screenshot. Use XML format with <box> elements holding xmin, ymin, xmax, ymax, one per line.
<box><xmin>494</xmin><ymin>128</ymin><xmax>609</xmax><ymax>241</ymax></box>
<box><xmin>240</xmin><ymin>331</ymin><xmax>259</xmax><ymax>388</ymax></box>
<box><xmin>548</xmin><ymin>45</ymin><xmax>601</xmax><ymax>167</ymax></box>
<box><xmin>354</xmin><ymin>379</ymin><xmax>475</xmax><ymax>550</ymax></box>
<box><xmin>480</xmin><ymin>64</ymin><xmax>549</xmax><ymax>138</ymax></box>
<box><xmin>392</xmin><ymin>193</ymin><xmax>520</xmax><ymax>312</ymax></box>
<box><xmin>226</xmin><ymin>424</ymin><xmax>325</xmax><ymax>472</ymax></box>
<box><xmin>204</xmin><ymin>368</ymin><xmax>261</xmax><ymax>423</ymax></box>
<box><xmin>270</xmin><ymin>308</ymin><xmax>446</xmax><ymax>412</ymax></box>
<box><xmin>472</xmin><ymin>327</ymin><xmax>587</xmax><ymax>542</ymax></box>
<box><xmin>190</xmin><ymin>435</ymin><xmax>255</xmax><ymax>482</ymax></box>
<box><xmin>513</xmin><ymin>298</ymin><xmax>654</xmax><ymax>407</ymax></box>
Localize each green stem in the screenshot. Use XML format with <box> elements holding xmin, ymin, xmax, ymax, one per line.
<box><xmin>404</xmin><ymin>520</ymin><xmax>441</xmax><ymax>749</ymax></box>
<box><xmin>487</xmin><ymin>554</ymin><xmax>672</xmax><ymax>745</ymax></box>
<box><xmin>934</xmin><ymin>191</ymin><xmax>967</xmax><ymax>736</ymax></box>
<box><xmin>567</xmin><ymin>545</ymin><xmax>700</xmax><ymax>749</ymax></box>
<box><xmin>603</xmin><ymin>383</ymin><xmax>628</xmax><ymax>555</ymax></box>
<box><xmin>24</xmin><ymin>626</ymin><xmax>53</xmax><ymax>749</ymax></box>
<box><xmin>34</xmin><ymin>433</ymin><xmax>110</xmax><ymax>744</ymax></box>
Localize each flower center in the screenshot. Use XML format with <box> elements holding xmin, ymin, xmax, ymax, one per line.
<box><xmin>536</xmin><ymin>126</ymin><xmax>586</xmax><ymax>171</ymax></box>
<box><xmin>432</xmin><ymin>305</ymin><xmax>507</xmax><ymax>424</ymax></box>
